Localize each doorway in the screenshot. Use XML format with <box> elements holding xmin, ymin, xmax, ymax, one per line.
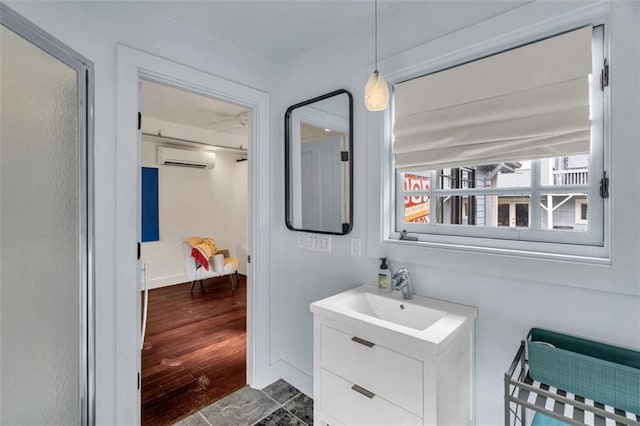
<box><xmin>138</xmin><ymin>81</ymin><xmax>250</xmax><ymax>424</ymax></box>
<box><xmin>116</xmin><ymin>45</ymin><xmax>272</xmax><ymax>425</ymax></box>
<box><xmin>497</xmin><ymin>197</ymin><xmax>531</xmax><ymax>228</ymax></box>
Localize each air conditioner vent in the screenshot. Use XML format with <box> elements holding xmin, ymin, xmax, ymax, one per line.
<box><xmin>162</xmin><ymin>161</ymin><xmax>208</xmax><ymax>169</ymax></box>
<box><xmin>157</xmin><ymin>147</ymin><xmax>215</xmax><ymax>170</ymax></box>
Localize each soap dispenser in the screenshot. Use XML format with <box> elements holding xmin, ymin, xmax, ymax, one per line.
<box><xmin>378</xmin><ymin>257</ymin><xmax>392</xmax><ymax>292</ymax></box>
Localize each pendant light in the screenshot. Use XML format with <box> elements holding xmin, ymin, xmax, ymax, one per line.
<box><xmin>364</xmin><ymin>0</ymin><xmax>389</xmax><ymax>111</ymax></box>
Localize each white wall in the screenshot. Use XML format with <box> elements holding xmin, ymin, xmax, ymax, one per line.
<box><xmin>5</xmin><ymin>2</ymin><xmax>282</xmax><ymax>423</ymax></box>
<box><xmin>279</xmin><ymin>2</ymin><xmax>640</xmax><ymax>425</ymax></box>
<box><xmin>140</xmin><ymin>140</ymin><xmax>248</xmax><ymax>288</ymax></box>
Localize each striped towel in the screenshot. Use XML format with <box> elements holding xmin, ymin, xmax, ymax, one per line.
<box><xmin>191</xmin><ymin>238</ymin><xmax>217</xmax><ymax>271</ymax></box>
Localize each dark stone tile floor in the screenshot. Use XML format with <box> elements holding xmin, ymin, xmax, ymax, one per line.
<box><xmin>173</xmin><ymin>379</ymin><xmax>313</xmax><ymax>426</ymax></box>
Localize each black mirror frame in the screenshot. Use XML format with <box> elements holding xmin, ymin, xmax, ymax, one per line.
<box><xmin>284</xmin><ymin>89</ymin><xmax>354</xmax><ymax>235</ymax></box>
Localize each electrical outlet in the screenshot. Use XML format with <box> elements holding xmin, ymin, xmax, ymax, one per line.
<box><xmin>350</xmin><ymin>238</ymin><xmax>361</xmax><ymax>256</ymax></box>
<box><xmin>323</xmin><ymin>236</ymin><xmax>332</xmax><ymax>253</ymax></box>
<box><xmin>297</xmin><ymin>232</ymin><xmax>306</xmax><ymax>248</ymax></box>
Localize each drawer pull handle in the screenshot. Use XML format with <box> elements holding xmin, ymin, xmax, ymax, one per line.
<box><xmin>351</xmin><ymin>384</ymin><xmax>375</xmax><ymax>399</ymax></box>
<box><xmin>351</xmin><ymin>336</ymin><xmax>375</xmax><ymax>348</ymax></box>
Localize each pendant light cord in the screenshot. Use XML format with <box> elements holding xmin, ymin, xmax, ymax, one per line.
<box><xmin>374</xmin><ymin>0</ymin><xmax>378</xmax><ymax>72</ymax></box>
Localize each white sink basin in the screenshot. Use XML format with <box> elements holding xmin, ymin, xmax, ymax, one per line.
<box><xmin>311</xmin><ymin>285</ymin><xmax>478</xmax><ymax>347</ymax></box>
<box><xmin>334</xmin><ymin>292</ymin><xmax>446</xmax><ymax>331</ymax></box>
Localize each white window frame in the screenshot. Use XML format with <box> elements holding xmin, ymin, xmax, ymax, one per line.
<box><xmin>385</xmin><ymin>24</ymin><xmax>609</xmax><ymax>259</ymax></box>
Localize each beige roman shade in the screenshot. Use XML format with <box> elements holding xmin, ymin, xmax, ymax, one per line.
<box><xmin>393</xmin><ymin>26</ymin><xmax>593</xmax><ymax>170</ymax></box>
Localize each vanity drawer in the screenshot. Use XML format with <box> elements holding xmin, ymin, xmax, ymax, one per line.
<box><xmin>320</xmin><ymin>368</ymin><xmax>422</xmax><ymax>426</ymax></box>
<box><xmin>320</xmin><ymin>325</ymin><xmax>423</xmax><ymax>417</ymax></box>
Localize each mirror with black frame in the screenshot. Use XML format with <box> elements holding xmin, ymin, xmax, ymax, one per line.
<box><xmin>285</xmin><ymin>89</ymin><xmax>353</xmax><ymax>235</ymax></box>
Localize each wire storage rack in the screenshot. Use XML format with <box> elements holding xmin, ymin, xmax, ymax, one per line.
<box><xmin>505</xmin><ymin>341</ymin><xmax>640</xmax><ymax>426</ymax></box>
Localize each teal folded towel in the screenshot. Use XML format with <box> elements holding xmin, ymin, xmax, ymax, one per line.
<box><xmin>532</xmin><ymin>413</ymin><xmax>569</xmax><ymax>426</ymax></box>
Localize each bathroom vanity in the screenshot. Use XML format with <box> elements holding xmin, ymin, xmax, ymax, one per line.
<box><xmin>310</xmin><ymin>285</ymin><xmax>478</xmax><ymax>426</ymax></box>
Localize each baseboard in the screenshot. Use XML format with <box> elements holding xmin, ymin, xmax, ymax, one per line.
<box><xmin>280</xmin><ymin>360</ymin><xmax>313</xmax><ymax>398</ymax></box>
<box><xmin>251</xmin><ymin>359</ymin><xmax>283</xmax><ymax>391</ymax></box>
<box><xmin>141</xmin><ymin>273</ymin><xmax>189</xmax><ymax>290</ymax></box>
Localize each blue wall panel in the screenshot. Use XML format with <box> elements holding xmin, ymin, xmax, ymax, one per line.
<box><xmin>141</xmin><ymin>167</ymin><xmax>159</xmax><ymax>242</ymax></box>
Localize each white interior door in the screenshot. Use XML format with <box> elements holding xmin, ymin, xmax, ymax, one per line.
<box><xmin>301</xmin><ymin>135</ymin><xmax>343</xmax><ymax>233</ymax></box>
<box><xmin>0</xmin><ymin>7</ymin><xmax>93</xmax><ymax>424</ymax></box>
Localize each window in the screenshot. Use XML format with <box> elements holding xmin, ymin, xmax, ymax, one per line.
<box><xmin>392</xmin><ymin>26</ymin><xmax>606</xmax><ymax>251</ymax></box>
<box><xmin>575</xmin><ymin>198</ymin><xmax>588</xmax><ymax>225</ymax></box>
<box><xmin>437</xmin><ymin>167</ymin><xmax>476</xmax><ymax>225</ymax></box>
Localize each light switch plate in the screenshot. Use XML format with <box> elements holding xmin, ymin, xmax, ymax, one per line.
<box><xmin>307</xmin><ymin>235</ymin><xmax>331</xmax><ymax>253</ymax></box>
<box><xmin>350</xmin><ymin>238</ymin><xmax>361</xmax><ymax>256</ymax></box>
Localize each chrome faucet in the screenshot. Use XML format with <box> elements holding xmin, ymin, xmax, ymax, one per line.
<box><xmin>391</xmin><ymin>268</ymin><xmax>413</xmax><ymax>300</ymax></box>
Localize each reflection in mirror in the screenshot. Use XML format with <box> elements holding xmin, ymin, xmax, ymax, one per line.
<box><xmin>285</xmin><ymin>90</ymin><xmax>353</xmax><ymax>235</ymax></box>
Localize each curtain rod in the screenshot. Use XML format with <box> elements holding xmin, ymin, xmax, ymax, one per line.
<box><xmin>141</xmin><ymin>131</ymin><xmax>248</xmax><ymax>153</ymax></box>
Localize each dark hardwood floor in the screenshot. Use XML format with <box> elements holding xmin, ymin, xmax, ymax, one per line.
<box><xmin>141</xmin><ymin>274</ymin><xmax>247</xmax><ymax>426</ymax></box>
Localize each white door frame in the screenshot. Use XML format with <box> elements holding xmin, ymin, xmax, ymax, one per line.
<box><xmin>115</xmin><ymin>45</ymin><xmax>271</xmax><ymax>424</ymax></box>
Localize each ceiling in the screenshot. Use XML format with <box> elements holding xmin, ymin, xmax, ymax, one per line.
<box><xmin>140</xmin><ymin>1</ymin><xmax>529</xmax><ymax>65</ymax></box>
<box><xmin>301</xmin><ymin>123</ymin><xmax>341</xmax><ymax>142</ymax></box>
<box><xmin>141</xmin><ymin>1</ymin><xmax>399</xmax><ymax>64</ymax></box>
<box><xmin>141</xmin><ymin>80</ymin><xmax>249</xmax><ymax>137</ymax></box>
<box><xmin>139</xmin><ymin>1</ymin><xmax>529</xmax><ymax>134</ymax></box>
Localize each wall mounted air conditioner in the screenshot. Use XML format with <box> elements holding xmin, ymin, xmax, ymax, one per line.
<box><xmin>157</xmin><ymin>147</ymin><xmax>216</xmax><ymax>170</ymax></box>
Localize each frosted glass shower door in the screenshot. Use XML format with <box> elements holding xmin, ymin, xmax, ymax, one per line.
<box><xmin>1</xmin><ymin>9</ymin><xmax>92</xmax><ymax>425</ymax></box>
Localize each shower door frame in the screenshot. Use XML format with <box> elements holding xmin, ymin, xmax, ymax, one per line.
<box><xmin>0</xmin><ymin>4</ymin><xmax>95</xmax><ymax>425</ymax></box>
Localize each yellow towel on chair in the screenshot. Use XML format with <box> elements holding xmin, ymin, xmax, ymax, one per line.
<box><xmin>185</xmin><ymin>236</ymin><xmax>203</xmax><ymax>247</ymax></box>
<box><xmin>191</xmin><ymin>238</ymin><xmax>217</xmax><ymax>270</ymax></box>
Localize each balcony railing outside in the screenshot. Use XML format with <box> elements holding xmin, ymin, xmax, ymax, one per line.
<box><xmin>553</xmin><ymin>168</ymin><xmax>588</xmax><ymax>185</ymax></box>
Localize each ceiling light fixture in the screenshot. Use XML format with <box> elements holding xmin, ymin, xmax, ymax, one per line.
<box><xmin>364</xmin><ymin>0</ymin><xmax>389</xmax><ymax>111</ymax></box>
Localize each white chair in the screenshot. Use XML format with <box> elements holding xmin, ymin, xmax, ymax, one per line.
<box><xmin>182</xmin><ymin>240</ymin><xmax>240</xmax><ymax>293</ymax></box>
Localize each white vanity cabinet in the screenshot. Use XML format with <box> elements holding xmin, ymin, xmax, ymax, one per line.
<box><xmin>310</xmin><ymin>285</ymin><xmax>477</xmax><ymax>426</ymax></box>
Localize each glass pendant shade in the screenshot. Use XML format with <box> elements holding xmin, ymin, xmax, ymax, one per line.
<box><xmin>364</xmin><ymin>70</ymin><xmax>389</xmax><ymax>111</ymax></box>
